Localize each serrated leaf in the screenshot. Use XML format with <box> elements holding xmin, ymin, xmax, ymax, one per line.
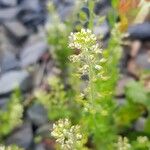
<box><xmin>125</xmin><ymin>80</ymin><xmax>148</xmax><ymax>105</ymax></box>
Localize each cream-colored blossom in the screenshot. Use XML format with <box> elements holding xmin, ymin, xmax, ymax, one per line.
<box><xmin>69</xmin><ymin>29</ymin><xmax>97</xmax><ymax>51</ymax></box>
<box><xmin>51</xmin><ymin>119</ymin><xmax>84</xmax><ymax>150</ymax></box>
<box><xmin>137</xmin><ymin>136</ymin><xmax>149</xmax><ymax>144</ymax></box>
<box><xmin>116</xmin><ymin>136</ymin><xmax>131</xmax><ymax>150</ymax></box>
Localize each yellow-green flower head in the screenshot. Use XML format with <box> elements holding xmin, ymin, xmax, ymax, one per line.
<box><xmin>69</xmin><ymin>29</ymin><xmax>97</xmax><ymax>51</ymax></box>
<box><xmin>51</xmin><ymin>119</ymin><xmax>83</xmax><ymax>150</ymax></box>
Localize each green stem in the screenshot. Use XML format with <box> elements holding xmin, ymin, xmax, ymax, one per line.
<box><xmin>88</xmin><ymin>0</ymin><xmax>95</xmax><ymax>30</ymax></box>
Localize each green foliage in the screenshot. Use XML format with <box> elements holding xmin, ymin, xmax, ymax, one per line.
<box><xmin>68</xmin><ymin>25</ymin><xmax>123</xmax><ymax>149</ymax></box>
<box><xmin>115</xmin><ymin>102</ymin><xmax>144</xmax><ymax>128</ymax></box>
<box><xmin>131</xmin><ymin>136</ymin><xmax>150</xmax><ymax>150</ymax></box>
<box><xmin>35</xmin><ymin>76</ymin><xmax>71</xmax><ymax>120</ymax></box>
<box><xmin>125</xmin><ymin>81</ymin><xmax>148</xmax><ymax>106</ymax></box>
<box><xmin>46</xmin><ymin>1</ymin><xmax>82</xmax><ymax>71</ymax></box>
<box><xmin>116</xmin><ymin>80</ymin><xmax>150</xmax><ymax>129</ymax></box>
<box><xmin>0</xmin><ymin>145</ymin><xmax>23</xmax><ymax>150</ymax></box>
<box><xmin>0</xmin><ymin>90</ymin><xmax>23</xmax><ymax>138</ymax></box>
<box><xmin>45</xmin><ymin>1</ymin><xmax>150</xmax><ymax>149</ymax></box>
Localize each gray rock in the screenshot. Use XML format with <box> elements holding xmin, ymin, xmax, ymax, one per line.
<box><xmin>0</xmin><ymin>0</ymin><xmax>17</xmax><ymax>7</ymax></box>
<box><xmin>34</xmin><ymin>144</ymin><xmax>46</xmax><ymax>150</ymax></box>
<box><xmin>135</xmin><ymin>53</ymin><xmax>150</xmax><ymax>70</ymax></box>
<box><xmin>58</xmin><ymin>5</ymin><xmax>74</xmax><ymax>21</ymax></box>
<box><xmin>128</xmin><ymin>23</ymin><xmax>150</xmax><ymax>41</ymax></box>
<box><xmin>27</xmin><ymin>103</ymin><xmax>48</xmax><ymax>126</ymax></box>
<box><xmin>0</xmin><ymin>70</ymin><xmax>32</xmax><ymax>95</ymax></box>
<box><xmin>134</xmin><ymin>117</ymin><xmax>146</xmax><ymax>132</ymax></box>
<box><xmin>0</xmin><ymin>7</ymin><xmax>20</xmax><ymax>22</ymax></box>
<box><xmin>6</xmin><ymin>122</ymin><xmax>33</xmax><ymax>149</ymax></box>
<box><xmin>20</xmin><ymin>0</ymin><xmax>41</xmax><ymax>11</ymax></box>
<box><xmin>20</xmin><ymin>41</ymin><xmax>48</xmax><ymax>67</ymax></box>
<box><xmin>0</xmin><ymin>51</ymin><xmax>20</xmax><ymax>72</ymax></box>
<box><xmin>0</xmin><ymin>98</ymin><xmax>8</xmax><ymax>108</ymax></box>
<box><xmin>36</xmin><ymin>123</ymin><xmax>52</xmax><ymax>138</ymax></box>
<box><xmin>94</xmin><ymin>20</ymin><xmax>110</xmax><ymax>39</ymax></box>
<box><xmin>3</xmin><ymin>20</ymin><xmax>28</xmax><ymax>43</ymax></box>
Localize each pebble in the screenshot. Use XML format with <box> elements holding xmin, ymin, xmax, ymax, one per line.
<box><xmin>0</xmin><ymin>70</ymin><xmax>32</xmax><ymax>95</ymax></box>
<box><xmin>6</xmin><ymin>122</ymin><xmax>33</xmax><ymax>149</ymax></box>
<box><xmin>27</xmin><ymin>103</ymin><xmax>48</xmax><ymax>127</ymax></box>
<box><xmin>3</xmin><ymin>20</ymin><xmax>28</xmax><ymax>43</ymax></box>
<box><xmin>0</xmin><ymin>7</ymin><xmax>20</xmax><ymax>22</ymax></box>
<box><xmin>20</xmin><ymin>41</ymin><xmax>48</xmax><ymax>67</ymax></box>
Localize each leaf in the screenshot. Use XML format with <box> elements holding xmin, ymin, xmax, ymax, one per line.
<box><xmin>111</xmin><ymin>0</ymin><xmax>119</xmax><ymax>8</ymax></box>
<box><xmin>115</xmin><ymin>103</ymin><xmax>143</xmax><ymax>127</ymax></box>
<box><xmin>144</xmin><ymin>117</ymin><xmax>150</xmax><ymax>134</ymax></box>
<box><xmin>79</xmin><ymin>11</ymin><xmax>88</xmax><ymax>22</ymax></box>
<box><xmin>125</xmin><ymin>80</ymin><xmax>148</xmax><ymax>106</ymax></box>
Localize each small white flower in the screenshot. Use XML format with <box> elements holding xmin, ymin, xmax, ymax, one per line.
<box><xmin>95</xmin><ymin>65</ymin><xmax>102</xmax><ymax>70</ymax></box>
<box><xmin>51</xmin><ymin>119</ymin><xmax>84</xmax><ymax>150</ymax></box>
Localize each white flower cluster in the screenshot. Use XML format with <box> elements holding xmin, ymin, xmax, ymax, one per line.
<box><xmin>51</xmin><ymin>119</ymin><xmax>83</xmax><ymax>150</ymax></box>
<box><xmin>116</xmin><ymin>137</ymin><xmax>131</xmax><ymax>150</ymax></box>
<box><xmin>69</xmin><ymin>29</ymin><xmax>97</xmax><ymax>51</ymax></box>
<box><xmin>69</xmin><ymin>29</ymin><xmax>102</xmax><ymax>75</ymax></box>
<box><xmin>137</xmin><ymin>136</ymin><xmax>149</xmax><ymax>144</ymax></box>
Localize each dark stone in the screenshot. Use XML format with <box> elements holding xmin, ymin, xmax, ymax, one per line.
<box><xmin>17</xmin><ymin>0</ymin><xmax>46</xmax><ymax>30</ymax></box>
<box><xmin>94</xmin><ymin>0</ymin><xmax>111</xmax><ymax>15</ymax></box>
<box><xmin>3</xmin><ymin>20</ymin><xmax>28</xmax><ymax>43</ymax></box>
<box><xmin>0</xmin><ymin>0</ymin><xmax>17</xmax><ymax>7</ymax></box>
<box><xmin>27</xmin><ymin>103</ymin><xmax>48</xmax><ymax>126</ymax></box>
<box><xmin>17</xmin><ymin>9</ymin><xmax>45</xmax><ymax>31</ymax></box>
<box><xmin>0</xmin><ymin>70</ymin><xmax>32</xmax><ymax>95</ymax></box>
<box><xmin>0</xmin><ymin>7</ymin><xmax>20</xmax><ymax>22</ymax></box>
<box><xmin>128</xmin><ymin>22</ymin><xmax>150</xmax><ymax>41</ymax></box>
<box><xmin>6</xmin><ymin>122</ymin><xmax>33</xmax><ymax>149</ymax></box>
<box><xmin>20</xmin><ymin>41</ymin><xmax>48</xmax><ymax>67</ymax></box>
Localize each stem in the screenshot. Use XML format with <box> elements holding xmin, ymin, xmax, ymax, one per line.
<box><xmin>88</xmin><ymin>0</ymin><xmax>95</xmax><ymax>30</ymax></box>
<box><xmin>86</xmin><ymin>52</ymin><xmax>99</xmax><ymax>130</ymax></box>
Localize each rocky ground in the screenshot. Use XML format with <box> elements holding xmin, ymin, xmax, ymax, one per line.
<box><xmin>0</xmin><ymin>0</ymin><xmax>150</xmax><ymax>150</ymax></box>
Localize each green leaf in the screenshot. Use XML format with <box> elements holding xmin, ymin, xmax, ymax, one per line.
<box><xmin>144</xmin><ymin>117</ymin><xmax>150</xmax><ymax>134</ymax></box>
<box><xmin>115</xmin><ymin>103</ymin><xmax>143</xmax><ymax>127</ymax></box>
<box><xmin>125</xmin><ymin>81</ymin><xmax>148</xmax><ymax>106</ymax></box>
<box><xmin>111</xmin><ymin>0</ymin><xmax>119</xmax><ymax>8</ymax></box>
<box><xmin>79</xmin><ymin>11</ymin><xmax>88</xmax><ymax>22</ymax></box>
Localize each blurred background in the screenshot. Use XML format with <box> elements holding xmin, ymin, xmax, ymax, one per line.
<box><xmin>0</xmin><ymin>0</ymin><xmax>150</xmax><ymax>150</ymax></box>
